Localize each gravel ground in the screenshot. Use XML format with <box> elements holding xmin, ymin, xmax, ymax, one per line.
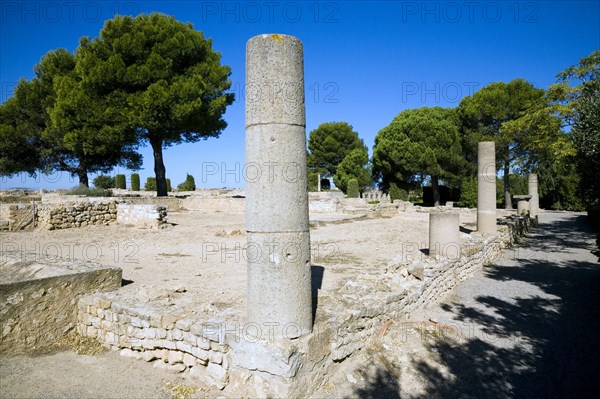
<box><xmin>317</xmin><ymin>211</ymin><xmax>600</xmax><ymax>399</ymax></box>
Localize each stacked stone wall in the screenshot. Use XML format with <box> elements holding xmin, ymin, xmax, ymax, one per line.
<box><xmin>36</xmin><ymin>201</ymin><xmax>119</xmax><ymax>230</ymax></box>
<box><xmin>0</xmin><ymin>252</ymin><xmax>122</xmax><ymax>355</ymax></box>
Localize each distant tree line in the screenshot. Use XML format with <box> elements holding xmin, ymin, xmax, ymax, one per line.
<box><xmin>307</xmin><ymin>50</ymin><xmax>599</xmax><ymax>212</ymax></box>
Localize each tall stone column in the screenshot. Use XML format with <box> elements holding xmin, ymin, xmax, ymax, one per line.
<box><xmin>429</xmin><ymin>212</ymin><xmax>460</xmax><ymax>258</ymax></box>
<box><xmin>477</xmin><ymin>141</ymin><xmax>497</xmax><ymax>234</ymax></box>
<box><xmin>245</xmin><ymin>34</ymin><xmax>312</xmax><ymax>339</ymax></box>
<box><xmin>528</xmin><ymin>174</ymin><xmax>539</xmax><ymax>220</ymax></box>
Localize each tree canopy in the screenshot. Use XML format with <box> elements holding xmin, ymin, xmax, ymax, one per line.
<box><xmin>458</xmin><ymin>79</ymin><xmax>544</xmax><ymax>208</ymax></box>
<box><xmin>567</xmin><ymin>51</ymin><xmax>600</xmax><ymax>208</ymax></box>
<box><xmin>76</xmin><ymin>13</ymin><xmax>234</xmax><ymax>196</ymax></box>
<box><xmin>333</xmin><ymin>148</ymin><xmax>371</xmax><ymax>194</ymax></box>
<box><xmin>372</xmin><ymin>106</ymin><xmax>465</xmax><ymax>206</ymax></box>
<box><xmin>307</xmin><ymin>122</ymin><xmax>367</xmax><ymax>178</ymax></box>
<box><xmin>0</xmin><ymin>48</ymin><xmax>140</xmax><ymax>186</ymax></box>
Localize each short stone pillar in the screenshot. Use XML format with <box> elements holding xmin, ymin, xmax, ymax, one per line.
<box><xmin>517</xmin><ymin>200</ymin><xmax>529</xmax><ymax>216</ymax></box>
<box><xmin>446</xmin><ymin>201</ymin><xmax>454</xmax><ymax>208</ymax></box>
<box><xmin>245</xmin><ymin>34</ymin><xmax>312</xmax><ymax>338</ymax></box>
<box><xmin>477</xmin><ymin>141</ymin><xmax>497</xmax><ymax>234</ymax></box>
<box><xmin>528</xmin><ymin>174</ymin><xmax>539</xmax><ymax>220</ymax></box>
<box><xmin>429</xmin><ymin>212</ymin><xmax>460</xmax><ymax>258</ymax></box>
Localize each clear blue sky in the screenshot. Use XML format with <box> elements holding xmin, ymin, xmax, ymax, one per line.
<box><xmin>1</xmin><ymin>1</ymin><xmax>598</xmax><ymax>189</ymax></box>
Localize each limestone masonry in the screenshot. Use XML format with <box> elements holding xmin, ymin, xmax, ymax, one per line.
<box><xmin>0</xmin><ymin>251</ymin><xmax>122</xmax><ymax>355</ymax></box>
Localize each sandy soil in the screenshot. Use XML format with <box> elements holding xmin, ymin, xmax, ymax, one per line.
<box><xmin>1</xmin><ymin>209</ymin><xmax>477</xmax><ymax>303</ymax></box>
<box><xmin>1</xmin><ymin>207</ymin><xmax>480</xmax><ymax>398</ymax></box>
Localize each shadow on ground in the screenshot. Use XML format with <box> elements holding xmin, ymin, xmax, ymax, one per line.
<box><xmin>352</xmin><ymin>213</ymin><xmax>600</xmax><ymax>399</ymax></box>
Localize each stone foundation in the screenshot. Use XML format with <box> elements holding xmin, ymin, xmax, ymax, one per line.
<box><xmin>37</xmin><ymin>201</ymin><xmax>119</xmax><ymax>230</ymax></box>
<box><xmin>0</xmin><ymin>203</ymin><xmax>35</xmax><ymax>231</ymax></box>
<box><xmin>116</xmin><ymin>204</ymin><xmax>168</xmax><ymax>229</ymax></box>
<box><xmin>0</xmin><ymin>251</ymin><xmax>122</xmax><ymax>355</ymax></box>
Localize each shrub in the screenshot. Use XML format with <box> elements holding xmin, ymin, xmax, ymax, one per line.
<box><xmin>459</xmin><ymin>177</ymin><xmax>477</xmax><ymax>208</ymax></box>
<box><xmin>166</xmin><ymin>178</ymin><xmax>172</xmax><ymax>192</ymax></box>
<box><xmin>178</xmin><ymin>174</ymin><xmax>196</xmax><ymax>191</ymax></box>
<box><xmin>145</xmin><ymin>177</ymin><xmax>156</xmax><ymax>191</ymax></box>
<box><xmin>308</xmin><ymin>171</ymin><xmax>318</xmax><ymax>191</ymax></box>
<box><xmin>93</xmin><ymin>175</ymin><xmax>114</xmax><ymax>189</ymax></box>
<box><xmin>131</xmin><ymin>173</ymin><xmax>140</xmax><ymax>191</ymax></box>
<box><xmin>67</xmin><ymin>186</ymin><xmax>112</xmax><ymax>197</ymax></box>
<box><xmin>389</xmin><ymin>182</ymin><xmax>408</xmax><ymax>202</ymax></box>
<box><xmin>347</xmin><ymin>178</ymin><xmax>359</xmax><ymax>198</ymax></box>
<box><xmin>115</xmin><ymin>174</ymin><xmax>126</xmax><ymax>189</ymax></box>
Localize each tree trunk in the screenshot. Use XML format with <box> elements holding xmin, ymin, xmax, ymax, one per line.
<box><xmin>149</xmin><ymin>134</ymin><xmax>168</xmax><ymax>197</ymax></box>
<box><xmin>431</xmin><ymin>175</ymin><xmax>440</xmax><ymax>207</ymax></box>
<box><xmin>78</xmin><ymin>171</ymin><xmax>89</xmax><ymax>188</ymax></box>
<box><xmin>504</xmin><ymin>153</ymin><xmax>512</xmax><ymax>209</ymax></box>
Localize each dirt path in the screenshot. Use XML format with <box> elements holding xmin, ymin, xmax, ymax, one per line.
<box><xmin>318</xmin><ymin>211</ymin><xmax>600</xmax><ymax>398</ymax></box>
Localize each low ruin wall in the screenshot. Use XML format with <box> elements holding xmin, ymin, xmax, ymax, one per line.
<box><xmin>37</xmin><ymin>201</ymin><xmax>119</xmax><ymax>230</ymax></box>
<box><xmin>0</xmin><ymin>203</ymin><xmax>35</xmax><ymax>231</ymax></box>
<box><xmin>116</xmin><ymin>204</ymin><xmax>168</xmax><ymax>229</ymax></box>
<box><xmin>75</xmin><ymin>214</ymin><xmax>532</xmax><ymax>396</ymax></box>
<box><xmin>0</xmin><ymin>251</ymin><xmax>122</xmax><ymax>355</ymax></box>
<box><xmin>1</xmin><ymin>199</ymin><xmax>169</xmax><ymax>231</ymax></box>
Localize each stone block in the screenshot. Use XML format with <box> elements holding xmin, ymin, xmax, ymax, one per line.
<box><xmin>230</xmin><ymin>337</ymin><xmax>303</xmax><ymax>378</ymax></box>
<box><xmin>0</xmin><ymin>251</ymin><xmax>121</xmax><ymax>355</ymax></box>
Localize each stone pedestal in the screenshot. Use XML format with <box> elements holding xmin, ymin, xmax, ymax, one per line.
<box><xmin>429</xmin><ymin>212</ymin><xmax>460</xmax><ymax>258</ymax></box>
<box><xmin>517</xmin><ymin>200</ymin><xmax>529</xmax><ymax>216</ymax></box>
<box><xmin>528</xmin><ymin>174</ymin><xmax>539</xmax><ymax>220</ymax></box>
<box><xmin>477</xmin><ymin>141</ymin><xmax>497</xmax><ymax>234</ymax></box>
<box><xmin>245</xmin><ymin>34</ymin><xmax>312</xmax><ymax>338</ymax></box>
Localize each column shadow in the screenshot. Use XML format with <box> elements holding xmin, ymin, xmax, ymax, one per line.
<box><xmin>311</xmin><ymin>265</ymin><xmax>325</xmax><ymax>324</ymax></box>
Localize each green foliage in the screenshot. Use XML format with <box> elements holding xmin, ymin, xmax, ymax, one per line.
<box><xmin>308</xmin><ymin>122</ymin><xmax>367</xmax><ymax>178</ymax></box>
<box><xmin>537</xmin><ymin>159</ymin><xmax>584</xmax><ymax>211</ymax></box>
<box><xmin>66</xmin><ymin>186</ymin><xmax>112</xmax><ymax>197</ymax></box>
<box><xmin>131</xmin><ymin>173</ymin><xmax>140</xmax><ymax>191</ymax></box>
<box><xmin>347</xmin><ymin>179</ymin><xmax>359</xmax><ymax>198</ymax></box>
<box><xmin>459</xmin><ymin>177</ymin><xmax>478</xmax><ymax>208</ymax></box>
<box><xmin>0</xmin><ymin>47</ymin><xmax>141</xmax><ymax>187</ymax></box>
<box><xmin>145</xmin><ymin>177</ymin><xmax>157</xmax><ymax>191</ymax></box>
<box><xmin>372</xmin><ymin>107</ymin><xmax>465</xmax><ymax>205</ymax></box>
<box><xmin>458</xmin><ymin>79</ymin><xmax>545</xmax><ymax>207</ymax></box>
<box><xmin>307</xmin><ymin>170</ymin><xmax>319</xmax><ymax>192</ymax></box>
<box><xmin>389</xmin><ymin>183</ymin><xmax>408</xmax><ymax>202</ymax></box>
<box><xmin>0</xmin><ymin>82</ymin><xmax>46</xmax><ymax>176</ymax></box>
<box><xmin>77</xmin><ymin>13</ymin><xmax>234</xmax><ymax>196</ymax></box>
<box><xmin>178</xmin><ymin>174</ymin><xmax>196</xmax><ymax>191</ymax></box>
<box><xmin>569</xmin><ymin>53</ymin><xmax>600</xmax><ymax>208</ymax></box>
<box><xmin>115</xmin><ymin>174</ymin><xmax>126</xmax><ymax>189</ymax></box>
<box><xmin>93</xmin><ymin>175</ymin><xmax>115</xmax><ymax>189</ymax></box>
<box><xmin>166</xmin><ymin>178</ymin><xmax>172</xmax><ymax>192</ymax></box>
<box><xmin>333</xmin><ymin>148</ymin><xmax>371</xmax><ymax>193</ymax></box>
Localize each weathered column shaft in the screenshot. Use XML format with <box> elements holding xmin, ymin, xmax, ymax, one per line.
<box><xmin>429</xmin><ymin>212</ymin><xmax>460</xmax><ymax>258</ymax></box>
<box><xmin>528</xmin><ymin>174</ymin><xmax>539</xmax><ymax>219</ymax></box>
<box><xmin>477</xmin><ymin>141</ymin><xmax>497</xmax><ymax>234</ymax></box>
<box><xmin>517</xmin><ymin>200</ymin><xmax>529</xmax><ymax>216</ymax></box>
<box><xmin>245</xmin><ymin>34</ymin><xmax>312</xmax><ymax>338</ymax></box>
